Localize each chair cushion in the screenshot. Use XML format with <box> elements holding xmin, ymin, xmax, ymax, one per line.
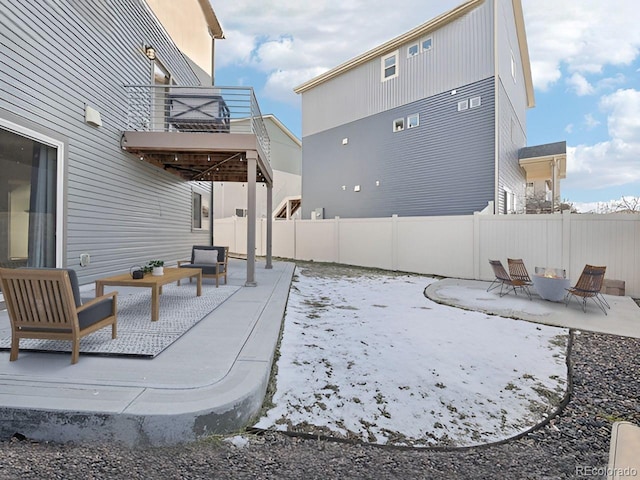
<box><xmin>193</xmin><ymin>249</ymin><xmax>218</xmax><ymax>265</ymax></box>
<box><xmin>181</xmin><ymin>263</ymin><xmax>224</xmax><ymax>276</ymax></box>
<box><xmin>78</xmin><ymin>297</ymin><xmax>115</xmax><ymax>329</ymax></box>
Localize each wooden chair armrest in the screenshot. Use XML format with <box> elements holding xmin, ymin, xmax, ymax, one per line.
<box><xmin>177</xmin><ymin>260</ymin><xmax>190</xmax><ymax>267</ymax></box>
<box><xmin>78</xmin><ymin>291</ymin><xmax>117</xmax><ymax>313</ymax></box>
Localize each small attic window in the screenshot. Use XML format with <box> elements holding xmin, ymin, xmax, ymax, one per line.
<box><xmin>393</xmin><ymin>118</ymin><xmax>405</xmax><ymax>132</ymax></box>
<box><xmin>457</xmin><ymin>99</ymin><xmax>469</xmax><ymax>111</ymax></box>
<box><xmin>422</xmin><ymin>37</ymin><xmax>433</xmax><ymax>51</ymax></box>
<box><xmin>470</xmin><ymin>96</ymin><xmax>482</xmax><ymax>108</ymax></box>
<box><xmin>407</xmin><ymin>113</ymin><xmax>420</xmax><ymax>129</ymax></box>
<box><xmin>407</xmin><ymin>43</ymin><xmax>419</xmax><ymax>57</ymax></box>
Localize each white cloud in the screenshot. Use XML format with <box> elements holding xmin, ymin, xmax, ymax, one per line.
<box><xmin>564</xmin><ymin>89</ymin><xmax>640</xmax><ymax>191</ymax></box>
<box><xmin>522</xmin><ymin>0</ymin><xmax>640</xmax><ymax>91</ymax></box>
<box><xmin>567</xmin><ymin>73</ymin><xmax>594</xmax><ymax>96</ymax></box>
<box><xmin>212</xmin><ymin>1</ymin><xmax>462</xmax><ymax>101</ymax></box>
<box><xmin>263</xmin><ymin>68</ymin><xmax>323</xmax><ymax>105</ymax></box>
<box><xmin>583</xmin><ymin>113</ymin><xmax>600</xmax><ymax>130</ymax></box>
<box><xmin>214</xmin><ymin>1</ymin><xmax>640</xmax><ymax>103</ymax></box>
<box><xmin>600</xmin><ymin>89</ymin><xmax>640</xmax><ymax>141</ymax></box>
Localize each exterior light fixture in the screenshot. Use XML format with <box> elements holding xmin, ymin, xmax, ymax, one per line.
<box><xmin>145</xmin><ymin>45</ymin><xmax>156</xmax><ymax>60</ymax></box>
<box><xmin>174</xmin><ymin>154</ymin><xmax>178</xmax><ymax>162</ymax></box>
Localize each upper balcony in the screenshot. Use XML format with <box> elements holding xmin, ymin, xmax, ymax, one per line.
<box><xmin>121</xmin><ymin>85</ymin><xmax>272</xmax><ymax>184</ymax></box>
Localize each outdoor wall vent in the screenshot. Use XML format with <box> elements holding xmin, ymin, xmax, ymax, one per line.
<box><xmin>354</xmin><ymin>185</ymin><xmax>361</xmax><ymax>192</ymax></box>
<box><xmin>84</xmin><ymin>105</ymin><xmax>102</xmax><ymax>127</ymax></box>
<box><xmin>342</xmin><ymin>137</ymin><xmax>348</xmax><ymax>145</ymax></box>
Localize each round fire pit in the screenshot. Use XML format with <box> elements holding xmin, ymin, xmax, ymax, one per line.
<box><xmin>532</xmin><ymin>267</ymin><xmax>570</xmax><ymax>302</ymax></box>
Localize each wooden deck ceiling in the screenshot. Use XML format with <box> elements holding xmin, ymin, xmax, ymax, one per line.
<box><xmin>120</xmin><ymin>131</ymin><xmax>272</xmax><ymax>184</ymax></box>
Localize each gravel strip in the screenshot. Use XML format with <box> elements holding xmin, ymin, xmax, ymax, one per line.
<box><xmin>0</xmin><ymin>329</ymin><xmax>638</xmax><ymax>479</ymax></box>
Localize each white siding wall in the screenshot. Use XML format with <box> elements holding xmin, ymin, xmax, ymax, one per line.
<box><xmin>0</xmin><ymin>0</ymin><xmax>211</xmax><ymax>284</ymax></box>
<box><xmin>216</xmin><ymin>213</ymin><xmax>640</xmax><ymax>297</ymax></box>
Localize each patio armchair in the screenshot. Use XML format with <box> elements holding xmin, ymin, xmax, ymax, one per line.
<box><xmin>0</xmin><ymin>267</ymin><xmax>117</xmax><ymax>364</ymax></box>
<box><xmin>487</xmin><ymin>260</ymin><xmax>532</xmax><ymax>299</ymax></box>
<box><xmin>178</xmin><ymin>246</ymin><xmax>229</xmax><ymax>287</ymax></box>
<box><xmin>565</xmin><ymin>264</ymin><xmax>610</xmax><ymax>315</ymax></box>
<box><xmin>507</xmin><ymin>258</ymin><xmax>533</xmax><ymax>285</ymax></box>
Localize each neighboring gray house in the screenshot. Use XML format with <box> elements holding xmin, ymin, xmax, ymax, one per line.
<box><xmin>0</xmin><ymin>0</ymin><xmax>272</xmax><ymax>290</ymax></box>
<box><xmin>295</xmin><ymin>0</ymin><xmax>559</xmax><ymax>219</ymax></box>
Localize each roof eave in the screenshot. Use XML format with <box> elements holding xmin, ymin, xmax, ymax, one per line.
<box><xmin>197</xmin><ymin>0</ymin><xmax>225</xmax><ymax>39</ymax></box>
<box><xmin>294</xmin><ymin>0</ymin><xmax>485</xmax><ymax>94</ymax></box>
<box><xmin>512</xmin><ymin>0</ymin><xmax>534</xmax><ymax>108</ymax></box>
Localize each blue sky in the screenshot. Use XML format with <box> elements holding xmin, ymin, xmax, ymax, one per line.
<box><xmin>211</xmin><ymin>0</ymin><xmax>640</xmax><ymax>208</ymax></box>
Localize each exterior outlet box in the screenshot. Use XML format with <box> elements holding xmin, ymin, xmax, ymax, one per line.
<box><xmin>79</xmin><ymin>253</ymin><xmax>90</xmax><ymax>267</ymax></box>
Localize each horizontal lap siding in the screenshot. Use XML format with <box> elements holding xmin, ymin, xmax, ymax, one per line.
<box><xmin>0</xmin><ymin>0</ymin><xmax>210</xmax><ymax>285</ymax></box>
<box><xmin>497</xmin><ymin>81</ymin><xmax>526</xmax><ymax>213</ymax></box>
<box><xmin>302</xmin><ymin>77</ymin><xmax>495</xmax><ymax>218</ymax></box>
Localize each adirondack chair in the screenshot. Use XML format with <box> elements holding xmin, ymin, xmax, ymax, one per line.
<box><xmin>0</xmin><ymin>268</ymin><xmax>117</xmax><ymax>364</ymax></box>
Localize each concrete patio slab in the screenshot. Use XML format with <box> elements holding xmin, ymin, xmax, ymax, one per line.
<box><xmin>0</xmin><ymin>258</ymin><xmax>295</xmax><ymax>447</ymax></box>
<box><xmin>425</xmin><ymin>278</ymin><xmax>640</xmax><ymax>339</ymax></box>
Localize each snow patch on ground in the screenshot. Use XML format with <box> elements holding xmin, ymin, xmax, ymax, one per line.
<box><xmin>254</xmin><ymin>267</ymin><xmax>568</xmax><ymax>447</ymax></box>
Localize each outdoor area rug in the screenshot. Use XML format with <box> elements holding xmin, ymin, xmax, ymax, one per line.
<box><xmin>0</xmin><ymin>283</ymin><xmax>240</xmax><ymax>358</ymax></box>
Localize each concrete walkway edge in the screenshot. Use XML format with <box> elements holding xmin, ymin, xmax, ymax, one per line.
<box><xmin>0</xmin><ymin>260</ymin><xmax>295</xmax><ymax>447</ymax></box>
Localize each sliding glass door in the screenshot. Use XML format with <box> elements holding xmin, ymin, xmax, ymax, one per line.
<box><xmin>0</xmin><ymin>125</ymin><xmax>62</xmax><ymax>277</ymax></box>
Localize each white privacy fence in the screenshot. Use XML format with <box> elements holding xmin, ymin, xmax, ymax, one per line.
<box><xmin>214</xmin><ymin>212</ymin><xmax>640</xmax><ymax>297</ymax></box>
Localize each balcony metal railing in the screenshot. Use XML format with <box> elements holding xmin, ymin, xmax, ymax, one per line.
<box><xmin>125</xmin><ymin>85</ymin><xmax>270</xmax><ymax>160</ymax></box>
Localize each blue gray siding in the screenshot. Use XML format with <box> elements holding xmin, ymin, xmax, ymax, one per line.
<box><xmin>0</xmin><ymin>0</ymin><xmax>211</xmax><ymax>284</ymax></box>
<box><xmin>302</xmin><ymin>77</ymin><xmax>495</xmax><ymax>219</ymax></box>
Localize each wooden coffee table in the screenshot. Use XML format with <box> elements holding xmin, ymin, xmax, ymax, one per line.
<box><xmin>95</xmin><ymin>267</ymin><xmax>202</xmax><ymax>321</ymax></box>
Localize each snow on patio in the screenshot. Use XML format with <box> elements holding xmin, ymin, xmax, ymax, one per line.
<box><xmin>254</xmin><ymin>264</ymin><xmax>569</xmax><ymax>448</ymax></box>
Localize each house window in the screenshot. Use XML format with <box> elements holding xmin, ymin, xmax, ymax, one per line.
<box><xmin>192</xmin><ymin>186</ymin><xmax>210</xmax><ymax>231</ymax></box>
<box><xmin>381</xmin><ymin>51</ymin><xmax>398</xmax><ymax>81</ymax></box>
<box><xmin>393</xmin><ymin>118</ymin><xmax>405</xmax><ymax>132</ymax></box>
<box><xmin>407</xmin><ymin>113</ymin><xmax>420</xmax><ymax>129</ymax></box>
<box><xmin>470</xmin><ymin>96</ymin><xmax>482</xmax><ymax>108</ymax></box>
<box><xmin>457</xmin><ymin>99</ymin><xmax>469</xmax><ymax>111</ymax></box>
<box><xmin>504</xmin><ymin>189</ymin><xmax>516</xmax><ymax>214</ymax></box>
<box><xmin>407</xmin><ymin>43</ymin><xmax>419</xmax><ymax>57</ymax></box>
<box><xmin>0</xmin><ymin>122</ymin><xmax>64</xmax><ymax>275</ymax></box>
<box><xmin>421</xmin><ymin>37</ymin><xmax>433</xmax><ymax>51</ymax></box>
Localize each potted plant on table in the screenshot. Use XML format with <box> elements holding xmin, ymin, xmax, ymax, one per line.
<box><xmin>147</xmin><ymin>260</ymin><xmax>165</xmax><ymax>276</ymax></box>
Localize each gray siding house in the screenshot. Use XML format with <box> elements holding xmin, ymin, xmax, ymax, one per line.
<box><xmin>295</xmin><ymin>0</ymin><xmax>549</xmax><ymax>219</ymax></box>
<box><xmin>0</xmin><ymin>0</ymin><xmax>273</xmax><ymax>289</ymax></box>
